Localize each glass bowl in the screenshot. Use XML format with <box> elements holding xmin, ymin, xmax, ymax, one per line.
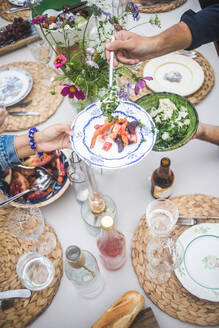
<box><xmin>136</xmin><ymin>92</ymin><xmax>199</xmax><ymax>151</ymax></box>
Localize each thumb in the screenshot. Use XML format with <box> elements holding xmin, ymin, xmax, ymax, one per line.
<box><xmin>105</xmin><ymin>40</ymin><xmax>128</xmax><ymax>52</ymax></box>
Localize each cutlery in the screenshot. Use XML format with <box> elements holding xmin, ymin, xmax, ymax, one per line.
<box><xmin>177</xmin><ymin>216</ymin><xmax>219</xmax><ymax>226</ymax></box>
<box><xmin>5</xmin><ymin>7</ymin><xmax>30</xmax><ymax>14</ymax></box>
<box><xmin>0</xmin><ymin>168</ymin><xmax>55</xmax><ymax>207</ymax></box>
<box><xmin>8</xmin><ymin>111</ymin><xmax>40</xmax><ymax>116</ymax></box>
<box><xmin>0</xmin><ymin>289</ymin><xmax>31</xmax><ymax>299</ymax></box>
<box><xmin>174</xmin><ymin>50</ymin><xmax>197</xmax><ymax>58</ymax></box>
<box><xmin>9</xmin><ymin>100</ymin><xmax>32</xmax><ymax>108</ymax></box>
<box><xmin>109</xmin><ymin>35</ymin><xmax>115</xmax><ymax>91</ymax></box>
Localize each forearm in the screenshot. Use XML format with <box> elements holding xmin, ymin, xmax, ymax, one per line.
<box><xmin>14</xmin><ymin>133</ymin><xmax>41</xmax><ymax>158</ymax></box>
<box><xmin>152</xmin><ymin>22</ymin><xmax>192</xmax><ymax>57</ymax></box>
<box><xmin>196</xmin><ymin>123</ymin><xmax>219</xmax><ymax>146</ymax></box>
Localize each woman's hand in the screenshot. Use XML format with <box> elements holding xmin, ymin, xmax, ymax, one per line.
<box><xmin>35</xmin><ymin>122</ymin><xmax>74</xmax><ymax>152</ymax></box>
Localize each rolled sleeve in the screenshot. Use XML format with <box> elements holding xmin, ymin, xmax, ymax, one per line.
<box><xmin>0</xmin><ymin>135</ymin><xmax>22</xmax><ymax>170</ymax></box>
<box><xmin>181</xmin><ymin>5</ymin><xmax>219</xmax><ymax>50</ymax></box>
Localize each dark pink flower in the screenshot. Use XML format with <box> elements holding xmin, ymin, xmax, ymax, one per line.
<box><xmin>61</xmin><ymin>83</ymin><xmax>86</xmax><ymax>100</ymax></box>
<box><xmin>134</xmin><ymin>76</ymin><xmax>153</xmax><ymax>95</ymax></box>
<box><xmin>32</xmin><ymin>15</ymin><xmax>46</xmax><ymax>25</ymax></box>
<box><xmin>54</xmin><ymin>54</ymin><xmax>67</xmax><ymax>68</ymax></box>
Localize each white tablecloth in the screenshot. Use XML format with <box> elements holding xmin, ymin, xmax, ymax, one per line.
<box><xmin>0</xmin><ymin>1</ymin><xmax>219</xmax><ymax>327</ymax></box>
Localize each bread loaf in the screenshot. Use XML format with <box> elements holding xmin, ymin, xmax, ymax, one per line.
<box><xmin>91</xmin><ymin>291</ymin><xmax>145</xmax><ymax>328</ymax></box>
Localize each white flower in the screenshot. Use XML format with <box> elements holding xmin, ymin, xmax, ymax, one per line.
<box><xmin>184</xmin><ymin>119</ymin><xmax>190</xmax><ymax>125</ymax></box>
<box><xmin>162</xmin><ymin>132</ymin><xmax>169</xmax><ymax>140</ymax></box>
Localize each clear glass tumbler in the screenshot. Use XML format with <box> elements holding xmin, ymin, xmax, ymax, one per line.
<box><xmin>146</xmin><ymin>199</ymin><xmax>179</xmax><ymax>236</ymax></box>
<box><xmin>146</xmin><ymin>236</ymin><xmax>184</xmax><ymax>284</ymax></box>
<box><xmin>16</xmin><ymin>252</ymin><xmax>55</xmax><ymax>291</ymax></box>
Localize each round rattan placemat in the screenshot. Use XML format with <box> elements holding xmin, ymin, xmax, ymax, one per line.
<box><xmin>120</xmin><ymin>50</ymin><xmax>215</xmax><ymax>105</ymax></box>
<box><xmin>0</xmin><ymin>206</ymin><xmax>63</xmax><ymax>328</ymax></box>
<box><xmin>132</xmin><ymin>194</ymin><xmax>219</xmax><ymax>326</ymax></box>
<box><xmin>133</xmin><ymin>0</ymin><xmax>187</xmax><ymax>13</ymax></box>
<box><xmin>1</xmin><ymin>61</ymin><xmax>63</xmax><ymax>132</ymax></box>
<box><xmin>0</xmin><ymin>0</ymin><xmax>31</xmax><ymax>21</ymax></box>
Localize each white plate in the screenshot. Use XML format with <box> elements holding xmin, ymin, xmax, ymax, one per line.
<box><xmin>8</xmin><ymin>0</ymin><xmax>26</xmax><ymax>6</ymax></box>
<box><xmin>71</xmin><ymin>101</ymin><xmax>156</xmax><ymax>170</ymax></box>
<box><xmin>143</xmin><ymin>54</ymin><xmax>204</xmax><ymax>96</ymax></box>
<box><xmin>175</xmin><ymin>223</ymin><xmax>219</xmax><ymax>302</ymax></box>
<box><xmin>0</xmin><ymin>67</ymin><xmax>33</xmax><ymax>107</ymax></box>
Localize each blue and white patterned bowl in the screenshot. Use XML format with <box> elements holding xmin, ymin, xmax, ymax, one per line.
<box><xmin>71</xmin><ymin>101</ymin><xmax>156</xmax><ymax>170</ymax></box>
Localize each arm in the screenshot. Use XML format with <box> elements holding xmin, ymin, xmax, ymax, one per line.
<box><xmin>181</xmin><ymin>5</ymin><xmax>219</xmax><ymax>50</ymax></box>
<box><xmin>105</xmin><ymin>22</ymin><xmax>192</xmax><ymax>66</ymax></box>
<box><xmin>194</xmin><ymin>122</ymin><xmax>219</xmax><ymax>146</ymax></box>
<box><xmin>0</xmin><ymin>123</ymin><xmax>73</xmax><ymax>170</ymax></box>
<box><xmin>105</xmin><ymin>5</ymin><xmax>219</xmax><ymax>66</ymax></box>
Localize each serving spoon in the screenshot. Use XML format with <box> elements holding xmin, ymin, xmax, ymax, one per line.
<box><xmin>0</xmin><ymin>167</ymin><xmax>55</xmax><ymax>207</ymax></box>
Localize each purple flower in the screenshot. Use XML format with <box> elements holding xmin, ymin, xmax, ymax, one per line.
<box><xmin>134</xmin><ymin>76</ymin><xmax>153</xmax><ymax>95</ymax></box>
<box><xmin>86</xmin><ymin>60</ymin><xmax>99</xmax><ymax>69</ymax></box>
<box><xmin>32</xmin><ymin>15</ymin><xmax>46</xmax><ymax>25</ymax></box>
<box><xmin>60</xmin><ymin>83</ymin><xmax>86</xmax><ymax>100</ymax></box>
<box><xmin>118</xmin><ymin>83</ymin><xmax>131</xmax><ymax>100</ymax></box>
<box><xmin>128</xmin><ymin>2</ymin><xmax>140</xmax><ymax>21</ymax></box>
<box><xmin>86</xmin><ymin>47</ymin><xmax>95</xmax><ymax>56</ymax></box>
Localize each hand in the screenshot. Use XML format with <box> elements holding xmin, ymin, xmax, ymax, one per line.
<box><xmin>35</xmin><ymin>122</ymin><xmax>74</xmax><ymax>152</ymax></box>
<box><xmin>105</xmin><ymin>30</ymin><xmax>157</xmax><ymax>67</ymax></box>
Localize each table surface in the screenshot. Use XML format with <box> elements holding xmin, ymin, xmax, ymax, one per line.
<box><xmin>0</xmin><ymin>1</ymin><xmax>219</xmax><ymax>328</ymax></box>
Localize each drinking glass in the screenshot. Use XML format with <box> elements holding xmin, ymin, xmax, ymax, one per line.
<box><xmin>8</xmin><ymin>207</ymin><xmax>56</xmax><ymax>255</ymax></box>
<box><xmin>16</xmin><ymin>252</ymin><xmax>54</xmax><ymax>291</ymax></box>
<box><xmin>146</xmin><ymin>236</ymin><xmax>184</xmax><ymax>284</ymax></box>
<box><xmin>29</xmin><ymin>40</ymin><xmax>55</xmax><ymax>86</ymax></box>
<box><xmin>146</xmin><ymin>199</ymin><xmax>179</xmax><ymax>236</ymax></box>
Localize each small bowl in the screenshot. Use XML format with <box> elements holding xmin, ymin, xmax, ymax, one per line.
<box><xmin>136</xmin><ymin>92</ymin><xmax>199</xmax><ymax>151</ymax></box>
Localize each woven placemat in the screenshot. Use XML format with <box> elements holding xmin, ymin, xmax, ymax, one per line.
<box><xmin>132</xmin><ymin>194</ymin><xmax>219</xmax><ymax>326</ymax></box>
<box><xmin>120</xmin><ymin>50</ymin><xmax>215</xmax><ymax>105</ymax></box>
<box><xmin>1</xmin><ymin>61</ymin><xmax>63</xmax><ymax>132</ymax></box>
<box><xmin>0</xmin><ymin>206</ymin><xmax>63</xmax><ymax>328</ymax></box>
<box><xmin>0</xmin><ymin>0</ymin><xmax>31</xmax><ymax>21</ymax></box>
<box><xmin>133</xmin><ymin>0</ymin><xmax>187</xmax><ymax>13</ymax></box>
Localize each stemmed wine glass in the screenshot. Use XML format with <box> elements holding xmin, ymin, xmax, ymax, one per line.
<box><xmin>8</xmin><ymin>207</ymin><xmax>56</xmax><ymax>256</ymax></box>
<box><xmin>29</xmin><ymin>40</ymin><xmax>55</xmax><ymax>86</ymax></box>
<box><xmin>145</xmin><ymin>199</ymin><xmax>184</xmax><ymax>284</ymax></box>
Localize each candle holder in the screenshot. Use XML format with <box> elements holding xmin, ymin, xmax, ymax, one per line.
<box><xmin>80</xmin><ymin>163</ymin><xmax>117</xmax><ymax>236</ymax></box>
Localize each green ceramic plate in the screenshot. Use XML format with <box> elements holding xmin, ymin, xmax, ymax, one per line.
<box><xmin>136</xmin><ymin>92</ymin><xmax>199</xmax><ymax>151</ymax></box>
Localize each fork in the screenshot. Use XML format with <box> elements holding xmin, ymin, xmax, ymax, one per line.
<box><xmin>177</xmin><ymin>216</ymin><xmax>219</xmax><ymax>226</ymax></box>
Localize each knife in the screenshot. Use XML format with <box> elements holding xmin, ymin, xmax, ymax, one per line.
<box><xmin>8</xmin><ymin>111</ymin><xmax>40</xmax><ymax>116</ymax></box>
<box><xmin>0</xmin><ymin>289</ymin><xmax>31</xmax><ymax>299</ymax></box>
<box><xmin>5</xmin><ymin>7</ymin><xmax>30</xmax><ymax>13</ymax></box>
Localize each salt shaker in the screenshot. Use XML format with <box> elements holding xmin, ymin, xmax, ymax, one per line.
<box><xmin>64</xmin><ymin>245</ymin><xmax>104</xmax><ymax>299</ymax></box>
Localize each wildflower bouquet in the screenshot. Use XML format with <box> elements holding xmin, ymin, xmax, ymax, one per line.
<box><xmin>27</xmin><ymin>0</ymin><xmax>161</xmax><ymax>110</ymax></box>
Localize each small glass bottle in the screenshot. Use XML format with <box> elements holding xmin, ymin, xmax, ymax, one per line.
<box><xmin>97</xmin><ymin>216</ymin><xmax>126</xmax><ymax>271</ymax></box>
<box><xmin>151</xmin><ymin>157</ymin><xmax>174</xmax><ymax>199</ymax></box>
<box><xmin>64</xmin><ymin>245</ymin><xmax>104</xmax><ymax>299</ymax></box>
<box><xmin>67</xmin><ymin>152</ymin><xmax>89</xmax><ymax>203</ymax></box>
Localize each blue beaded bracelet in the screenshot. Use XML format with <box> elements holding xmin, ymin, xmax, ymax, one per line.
<box><xmin>28</xmin><ymin>127</ymin><xmax>43</xmax><ymax>158</ymax></box>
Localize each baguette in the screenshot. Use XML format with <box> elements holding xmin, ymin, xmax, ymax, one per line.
<box><xmin>91</xmin><ymin>291</ymin><xmax>145</xmax><ymax>328</ymax></box>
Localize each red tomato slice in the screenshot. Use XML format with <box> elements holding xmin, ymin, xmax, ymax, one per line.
<box><xmin>102</xmin><ymin>142</ymin><xmax>112</xmax><ymax>151</ymax></box>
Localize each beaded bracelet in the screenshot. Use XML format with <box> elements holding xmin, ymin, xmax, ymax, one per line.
<box><xmin>28</xmin><ymin>127</ymin><xmax>43</xmax><ymax>158</ymax></box>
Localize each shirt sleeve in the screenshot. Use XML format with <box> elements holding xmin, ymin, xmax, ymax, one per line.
<box><xmin>0</xmin><ymin>135</ymin><xmax>22</xmax><ymax>170</ymax></box>
<box><xmin>180</xmin><ymin>5</ymin><xmax>219</xmax><ymax>50</ymax></box>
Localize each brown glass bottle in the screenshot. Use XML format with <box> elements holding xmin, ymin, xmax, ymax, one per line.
<box><xmin>151</xmin><ymin>157</ymin><xmax>174</xmax><ymax>199</ymax></box>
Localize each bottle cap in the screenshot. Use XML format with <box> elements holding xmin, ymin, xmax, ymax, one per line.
<box><xmin>100</xmin><ymin>216</ymin><xmax>114</xmax><ymax>230</ymax></box>
<box><xmin>65</xmin><ymin>245</ymin><xmax>81</xmax><ymax>262</ymax></box>
<box><xmin>161</xmin><ymin>157</ymin><xmax>170</xmax><ymax>167</ymax></box>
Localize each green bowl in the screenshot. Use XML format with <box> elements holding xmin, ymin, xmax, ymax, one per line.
<box><xmin>33</xmin><ymin>0</ymin><xmax>81</xmax><ymax>16</ymax></box>
<box><xmin>136</xmin><ymin>92</ymin><xmax>199</xmax><ymax>152</ymax></box>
